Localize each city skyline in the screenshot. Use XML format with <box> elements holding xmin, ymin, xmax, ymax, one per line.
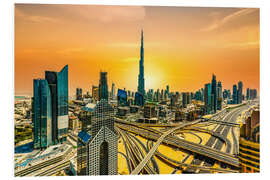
<box><xmin>15</xmin><ymin>5</ymin><xmax>259</xmax><ymax>96</ymax></box>
<box><xmin>13</xmin><ymin>4</ymin><xmax>260</xmax><ymax>176</ymax></box>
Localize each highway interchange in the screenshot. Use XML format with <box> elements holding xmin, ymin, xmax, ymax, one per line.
<box><xmin>116</xmin><ymin>102</ymin><xmax>254</xmax><ymax>174</ymax></box>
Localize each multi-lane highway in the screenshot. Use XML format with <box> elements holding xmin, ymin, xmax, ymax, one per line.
<box><xmin>129</xmin><ymin>120</ymin><xmax>201</xmax><ymax>174</ymax></box>
<box><xmin>116</xmin><ymin>103</ymin><xmax>253</xmax><ymax>174</ymax></box>
<box><xmin>184</xmin><ymin>104</ymin><xmax>249</xmax><ymax>173</ymax></box>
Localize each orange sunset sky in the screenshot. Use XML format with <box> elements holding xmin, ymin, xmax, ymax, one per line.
<box><xmin>15</xmin><ymin>4</ymin><xmax>259</xmax><ymax>96</ymax></box>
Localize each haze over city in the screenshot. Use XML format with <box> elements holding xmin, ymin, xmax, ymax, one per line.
<box><xmin>15</xmin><ymin>4</ymin><xmax>259</xmax><ymax>96</ymax></box>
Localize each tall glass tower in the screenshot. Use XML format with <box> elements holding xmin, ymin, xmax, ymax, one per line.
<box><xmin>45</xmin><ymin>65</ymin><xmax>68</xmax><ymax>144</ymax></box>
<box><xmin>233</xmin><ymin>84</ymin><xmax>238</xmax><ymax>104</ymax></box>
<box><xmin>98</xmin><ymin>72</ymin><xmax>108</xmax><ymax>101</ymax></box>
<box><xmin>211</xmin><ymin>74</ymin><xmax>217</xmax><ymax>113</ymax></box>
<box><xmin>238</xmin><ymin>81</ymin><xmax>243</xmax><ymax>104</ymax></box>
<box><xmin>137</xmin><ymin>29</ymin><xmax>145</xmax><ymax>96</ymax></box>
<box><xmin>204</xmin><ymin>83</ymin><xmax>212</xmax><ymax>114</ymax></box>
<box><xmin>57</xmin><ymin>65</ymin><xmax>69</xmax><ymax>142</ymax></box>
<box><xmin>33</xmin><ymin>79</ymin><xmax>52</xmax><ymax>149</ymax></box>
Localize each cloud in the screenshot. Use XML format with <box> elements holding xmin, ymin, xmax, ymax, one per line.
<box><xmin>200</xmin><ymin>8</ymin><xmax>258</xmax><ymax>32</ymax></box>
<box><xmin>63</xmin><ymin>5</ymin><xmax>146</xmax><ymax>23</ymax></box>
<box><xmin>15</xmin><ymin>7</ymin><xmax>57</xmax><ymax>23</ymax></box>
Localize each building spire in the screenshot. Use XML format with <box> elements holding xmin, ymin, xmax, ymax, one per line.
<box><xmin>141</xmin><ymin>29</ymin><xmax>143</xmax><ymax>47</ymax></box>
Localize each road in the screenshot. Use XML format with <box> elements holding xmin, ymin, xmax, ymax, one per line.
<box><xmin>184</xmin><ymin>104</ymin><xmax>249</xmax><ymax>173</ymax></box>
<box><xmin>128</xmin><ymin>120</ymin><xmax>201</xmax><ymax>174</ymax></box>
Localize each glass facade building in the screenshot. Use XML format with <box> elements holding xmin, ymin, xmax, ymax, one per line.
<box><xmin>211</xmin><ymin>74</ymin><xmax>217</xmax><ymax>113</ymax></box>
<box><xmin>33</xmin><ymin>65</ymin><xmax>68</xmax><ymax>149</ymax></box>
<box><xmin>98</xmin><ymin>72</ymin><xmax>109</xmax><ymax>101</ymax></box>
<box><xmin>233</xmin><ymin>84</ymin><xmax>238</xmax><ymax>104</ymax></box>
<box><xmin>137</xmin><ymin>30</ymin><xmax>145</xmax><ymax>96</ymax></box>
<box><xmin>33</xmin><ymin>79</ymin><xmax>52</xmax><ymax>149</ymax></box>
<box><xmin>238</xmin><ymin>81</ymin><xmax>243</xmax><ymax>104</ymax></box>
<box><xmin>135</xmin><ymin>92</ymin><xmax>144</xmax><ymax>106</ymax></box>
<box><xmin>204</xmin><ymin>83</ymin><xmax>212</xmax><ymax>114</ymax></box>
<box><xmin>57</xmin><ymin>65</ymin><xmax>69</xmax><ymax>142</ymax></box>
<box><xmin>117</xmin><ymin>89</ymin><xmax>128</xmax><ymax>106</ymax></box>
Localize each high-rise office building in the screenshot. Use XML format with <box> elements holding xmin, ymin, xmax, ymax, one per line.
<box><xmin>166</xmin><ymin>85</ymin><xmax>169</xmax><ymax>97</ymax></box>
<box><xmin>250</xmin><ymin>89</ymin><xmax>257</xmax><ymax>100</ymax></box>
<box><xmin>211</xmin><ymin>74</ymin><xmax>217</xmax><ymax>113</ymax></box>
<box><xmin>98</xmin><ymin>72</ymin><xmax>108</xmax><ymax>101</ymax></box>
<box><xmin>88</xmin><ymin>99</ymin><xmax>118</xmax><ymax>175</ymax></box>
<box><xmin>111</xmin><ymin>82</ymin><xmax>115</xmax><ymax>99</ymax></box>
<box><xmin>135</xmin><ymin>92</ymin><xmax>144</xmax><ymax>106</ymax></box>
<box><xmin>182</xmin><ymin>92</ymin><xmax>188</xmax><ymax>108</ymax></box>
<box><xmin>238</xmin><ymin>81</ymin><xmax>243</xmax><ymax>104</ymax></box>
<box><xmin>246</xmin><ymin>88</ymin><xmax>250</xmax><ymax>100</ymax></box>
<box><xmin>76</xmin><ymin>88</ymin><xmax>83</xmax><ymax>100</ymax></box>
<box><xmin>217</xmin><ymin>81</ymin><xmax>222</xmax><ymax>110</ymax></box>
<box><xmin>194</xmin><ymin>90</ymin><xmax>201</xmax><ymax>101</ymax></box>
<box><xmin>32</xmin><ymin>65</ymin><xmax>68</xmax><ymax>148</ymax></box>
<box><xmin>117</xmin><ymin>89</ymin><xmax>128</xmax><ymax>106</ymax></box>
<box><xmin>45</xmin><ymin>65</ymin><xmax>68</xmax><ymax>144</ymax></box>
<box><xmin>137</xmin><ymin>30</ymin><xmax>145</xmax><ymax>97</ymax></box>
<box><xmin>204</xmin><ymin>83</ymin><xmax>212</xmax><ymax>114</ymax></box>
<box><xmin>78</xmin><ymin>74</ymin><xmax>117</xmax><ymax>175</ymax></box>
<box><xmin>92</xmin><ymin>85</ymin><xmax>99</xmax><ymax>101</ymax></box>
<box><xmin>187</xmin><ymin>93</ymin><xmax>191</xmax><ymax>104</ymax></box>
<box><xmin>170</xmin><ymin>94</ymin><xmax>177</xmax><ymax>109</ymax></box>
<box><xmin>233</xmin><ymin>84</ymin><xmax>238</xmax><ymax>104</ymax></box>
<box><xmin>33</xmin><ymin>79</ymin><xmax>52</xmax><ymax>149</ymax></box>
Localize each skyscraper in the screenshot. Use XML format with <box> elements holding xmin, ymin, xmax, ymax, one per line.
<box><xmin>166</xmin><ymin>85</ymin><xmax>169</xmax><ymax>97</ymax></box>
<box><xmin>211</xmin><ymin>74</ymin><xmax>217</xmax><ymax>113</ymax></box>
<box><xmin>117</xmin><ymin>89</ymin><xmax>128</xmax><ymax>106</ymax></box>
<box><xmin>98</xmin><ymin>72</ymin><xmax>108</xmax><ymax>101</ymax></box>
<box><xmin>182</xmin><ymin>92</ymin><xmax>188</xmax><ymax>108</ymax></box>
<box><xmin>92</xmin><ymin>85</ymin><xmax>99</xmax><ymax>101</ymax></box>
<box><xmin>246</xmin><ymin>88</ymin><xmax>250</xmax><ymax>100</ymax></box>
<box><xmin>88</xmin><ymin>99</ymin><xmax>118</xmax><ymax>175</ymax></box>
<box><xmin>44</xmin><ymin>65</ymin><xmax>68</xmax><ymax>145</ymax></box>
<box><xmin>217</xmin><ymin>81</ymin><xmax>222</xmax><ymax>110</ymax></box>
<box><xmin>204</xmin><ymin>83</ymin><xmax>212</xmax><ymax>114</ymax></box>
<box><xmin>76</xmin><ymin>88</ymin><xmax>83</xmax><ymax>100</ymax></box>
<box><xmin>137</xmin><ymin>29</ymin><xmax>145</xmax><ymax>96</ymax></box>
<box><xmin>135</xmin><ymin>92</ymin><xmax>144</xmax><ymax>106</ymax></box>
<box><xmin>233</xmin><ymin>84</ymin><xmax>238</xmax><ymax>104</ymax></box>
<box><xmin>111</xmin><ymin>82</ymin><xmax>115</xmax><ymax>99</ymax></box>
<box><xmin>238</xmin><ymin>81</ymin><xmax>243</xmax><ymax>104</ymax></box>
<box><xmin>33</xmin><ymin>79</ymin><xmax>52</xmax><ymax>149</ymax></box>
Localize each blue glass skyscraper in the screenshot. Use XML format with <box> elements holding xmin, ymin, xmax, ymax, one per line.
<box><xmin>137</xmin><ymin>30</ymin><xmax>145</xmax><ymax>97</ymax></box>
<box><xmin>33</xmin><ymin>79</ymin><xmax>52</xmax><ymax>149</ymax></box>
<box><xmin>117</xmin><ymin>89</ymin><xmax>128</xmax><ymax>106</ymax></box>
<box><xmin>45</xmin><ymin>65</ymin><xmax>68</xmax><ymax>144</ymax></box>
<box><xmin>57</xmin><ymin>65</ymin><xmax>69</xmax><ymax>142</ymax></box>
<box><xmin>204</xmin><ymin>83</ymin><xmax>212</xmax><ymax>114</ymax></box>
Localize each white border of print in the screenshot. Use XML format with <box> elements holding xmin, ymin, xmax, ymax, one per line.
<box><xmin>1</xmin><ymin>0</ymin><xmax>268</xmax><ymax>180</ymax></box>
